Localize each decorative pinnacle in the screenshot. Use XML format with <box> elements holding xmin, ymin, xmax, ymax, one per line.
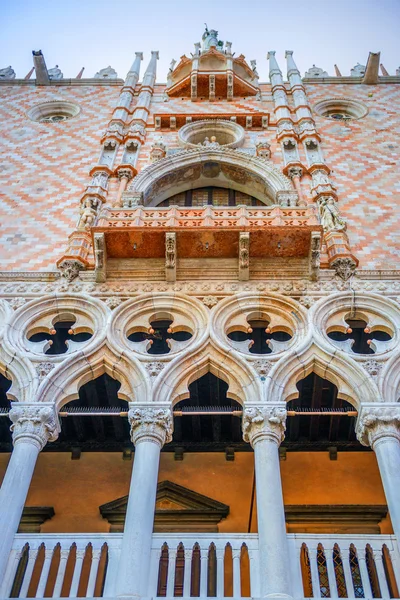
<box><xmin>151</xmin><ymin>51</ymin><xmax>160</xmax><ymax>59</ymax></box>
<box><xmin>135</xmin><ymin>52</ymin><xmax>144</xmax><ymax>60</ymax></box>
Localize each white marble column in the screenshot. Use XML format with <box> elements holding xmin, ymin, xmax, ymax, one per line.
<box><xmin>357</xmin><ymin>405</ymin><xmax>400</xmax><ymax>544</ymax></box>
<box><xmin>116</xmin><ymin>404</ymin><xmax>173</xmax><ymax>598</ymax></box>
<box><xmin>0</xmin><ymin>403</ymin><xmax>59</xmax><ymax>589</ymax></box>
<box><xmin>243</xmin><ymin>404</ymin><xmax>292</xmax><ymax>599</ymax></box>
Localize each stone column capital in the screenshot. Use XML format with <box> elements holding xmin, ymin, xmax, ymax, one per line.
<box><xmin>288</xmin><ymin>166</ymin><xmax>303</xmax><ymax>179</ymax></box>
<box><xmin>356</xmin><ymin>404</ymin><xmax>400</xmax><ymax>448</ymax></box>
<box><xmin>117</xmin><ymin>167</ymin><xmax>135</xmax><ymax>181</ymax></box>
<box><xmin>128</xmin><ymin>404</ymin><xmax>173</xmax><ymax>447</ymax></box>
<box><xmin>242</xmin><ymin>404</ymin><xmax>287</xmax><ymax>447</ymax></box>
<box><xmin>9</xmin><ymin>403</ymin><xmax>60</xmax><ymax>451</ymax></box>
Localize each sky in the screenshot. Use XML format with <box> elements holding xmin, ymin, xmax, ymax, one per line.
<box><xmin>2</xmin><ymin>0</ymin><xmax>400</xmax><ymax>82</ymax></box>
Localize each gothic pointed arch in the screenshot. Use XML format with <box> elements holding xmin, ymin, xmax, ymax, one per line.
<box><xmin>127</xmin><ymin>148</ymin><xmax>295</xmax><ymax>206</ymax></box>
<box><xmin>379</xmin><ymin>351</ymin><xmax>400</xmax><ymax>404</ymax></box>
<box><xmin>0</xmin><ymin>346</ymin><xmax>37</xmax><ymax>403</ymax></box>
<box><xmin>266</xmin><ymin>342</ymin><xmax>380</xmax><ymax>408</ymax></box>
<box><xmin>36</xmin><ymin>343</ymin><xmax>149</xmax><ymax>407</ymax></box>
<box><xmin>153</xmin><ymin>342</ymin><xmax>261</xmax><ymax>406</ymax></box>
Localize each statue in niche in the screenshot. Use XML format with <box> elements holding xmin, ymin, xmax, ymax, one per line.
<box><xmin>318</xmin><ymin>197</ymin><xmax>346</xmax><ymax>231</ymax></box>
<box><xmin>199</xmin><ymin>136</ymin><xmax>220</xmax><ymax>149</ymax></box>
<box><xmin>202</xmin><ymin>25</ymin><xmax>224</xmax><ymax>52</ymax></box>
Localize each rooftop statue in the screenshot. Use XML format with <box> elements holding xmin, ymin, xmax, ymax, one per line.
<box><xmin>48</xmin><ymin>65</ymin><xmax>63</xmax><ymax>80</ymax></box>
<box><xmin>0</xmin><ymin>66</ymin><xmax>16</xmax><ymax>79</ymax></box>
<box><xmin>202</xmin><ymin>25</ymin><xmax>224</xmax><ymax>52</ymax></box>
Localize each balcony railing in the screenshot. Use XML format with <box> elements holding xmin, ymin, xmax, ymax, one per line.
<box><xmin>2</xmin><ymin>532</ymin><xmax>399</xmax><ymax>599</ymax></box>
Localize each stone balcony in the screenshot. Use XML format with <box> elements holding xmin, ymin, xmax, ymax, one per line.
<box><xmin>2</xmin><ymin>532</ymin><xmax>399</xmax><ymax>599</ymax></box>
<box><xmin>91</xmin><ymin>205</ymin><xmax>322</xmax><ymax>282</ymax></box>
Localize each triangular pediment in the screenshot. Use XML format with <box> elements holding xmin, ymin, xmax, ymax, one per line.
<box><xmin>99</xmin><ymin>480</ymin><xmax>229</xmax><ymax>533</ymax></box>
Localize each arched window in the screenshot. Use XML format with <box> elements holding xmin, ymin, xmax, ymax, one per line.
<box><xmin>158</xmin><ymin>186</ymin><xmax>264</xmax><ymax>207</ymax></box>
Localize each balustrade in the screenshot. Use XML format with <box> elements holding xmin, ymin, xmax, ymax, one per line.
<box><xmin>2</xmin><ymin>532</ymin><xmax>399</xmax><ymax>599</ymax></box>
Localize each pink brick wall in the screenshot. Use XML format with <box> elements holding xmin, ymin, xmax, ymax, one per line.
<box><xmin>0</xmin><ymin>85</ymin><xmax>119</xmax><ymax>271</ymax></box>
<box><xmin>306</xmin><ymin>83</ymin><xmax>400</xmax><ymax>270</ymax></box>
<box><xmin>0</xmin><ymin>81</ymin><xmax>398</xmax><ymax>271</ymax></box>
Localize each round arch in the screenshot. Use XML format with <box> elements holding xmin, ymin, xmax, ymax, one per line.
<box><xmin>152</xmin><ymin>342</ymin><xmax>262</xmax><ymax>406</ymax></box>
<box><xmin>36</xmin><ymin>343</ymin><xmax>149</xmax><ymax>408</ymax></box>
<box><xmin>128</xmin><ymin>147</ymin><xmax>295</xmax><ymax>206</ymax></box>
<box><xmin>265</xmin><ymin>342</ymin><xmax>381</xmax><ymax>409</ymax></box>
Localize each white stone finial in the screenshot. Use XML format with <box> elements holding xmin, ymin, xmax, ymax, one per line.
<box><xmin>285</xmin><ymin>50</ymin><xmax>299</xmax><ymax>74</ymax></box>
<box><xmin>94</xmin><ymin>65</ymin><xmax>118</xmax><ymax>79</ymax></box>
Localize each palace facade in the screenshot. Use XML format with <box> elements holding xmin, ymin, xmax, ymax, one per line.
<box><xmin>0</xmin><ymin>27</ymin><xmax>400</xmax><ymax>600</ymax></box>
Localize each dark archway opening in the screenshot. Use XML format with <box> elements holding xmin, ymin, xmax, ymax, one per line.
<box><xmin>171</xmin><ymin>373</ymin><xmax>242</xmax><ymax>452</ymax></box>
<box><xmin>47</xmin><ymin>374</ymin><xmax>130</xmax><ymax>453</ymax></box>
<box><xmin>284</xmin><ymin>373</ymin><xmax>361</xmax><ymax>451</ymax></box>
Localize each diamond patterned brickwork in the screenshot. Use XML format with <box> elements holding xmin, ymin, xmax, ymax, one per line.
<box><xmin>0</xmin><ymin>84</ymin><xmax>120</xmax><ymax>271</ymax></box>
<box><xmin>0</xmin><ymin>80</ymin><xmax>399</xmax><ymax>272</ymax></box>
<box><xmin>306</xmin><ymin>83</ymin><xmax>400</xmax><ymax>270</ymax></box>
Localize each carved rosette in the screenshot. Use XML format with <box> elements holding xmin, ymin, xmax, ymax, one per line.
<box><xmin>9</xmin><ymin>403</ymin><xmax>60</xmax><ymax>451</ymax></box>
<box><xmin>128</xmin><ymin>405</ymin><xmax>173</xmax><ymax>447</ymax></box>
<box><xmin>356</xmin><ymin>406</ymin><xmax>400</xmax><ymax>448</ymax></box>
<box><xmin>242</xmin><ymin>405</ymin><xmax>287</xmax><ymax>447</ymax></box>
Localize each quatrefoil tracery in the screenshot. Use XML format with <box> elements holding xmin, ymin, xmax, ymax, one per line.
<box><xmin>127</xmin><ymin>318</ymin><xmax>192</xmax><ymax>355</ymax></box>
<box><xmin>227</xmin><ymin>316</ymin><xmax>292</xmax><ymax>355</ymax></box>
<box><xmin>28</xmin><ymin>317</ymin><xmax>92</xmax><ymax>355</ymax></box>
<box><xmin>327</xmin><ymin>317</ymin><xmax>392</xmax><ymax>355</ymax></box>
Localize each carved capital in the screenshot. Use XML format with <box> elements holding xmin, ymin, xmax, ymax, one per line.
<box><xmin>128</xmin><ymin>405</ymin><xmax>173</xmax><ymax>447</ymax></box>
<box><xmin>356</xmin><ymin>406</ymin><xmax>400</xmax><ymax>448</ymax></box>
<box><xmin>117</xmin><ymin>168</ymin><xmax>134</xmax><ymax>181</ymax></box>
<box><xmin>9</xmin><ymin>403</ymin><xmax>60</xmax><ymax>451</ymax></box>
<box><xmin>242</xmin><ymin>405</ymin><xmax>287</xmax><ymax>447</ymax></box>
<box><xmin>288</xmin><ymin>166</ymin><xmax>303</xmax><ymax>179</ymax></box>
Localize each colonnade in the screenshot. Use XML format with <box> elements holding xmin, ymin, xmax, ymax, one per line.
<box><xmin>0</xmin><ymin>400</ymin><xmax>400</xmax><ymax>598</ymax></box>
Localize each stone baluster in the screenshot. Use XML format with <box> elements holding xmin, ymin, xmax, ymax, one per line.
<box><xmin>356</xmin><ymin>405</ymin><xmax>400</xmax><ymax>548</ymax></box>
<box><xmin>53</xmin><ymin>547</ymin><xmax>69</xmax><ymax>598</ymax></box>
<box><xmin>0</xmin><ymin>404</ymin><xmax>60</xmax><ymax>588</ymax></box>
<box><xmin>115</xmin><ymin>404</ymin><xmax>173</xmax><ymax>598</ymax></box>
<box><xmin>242</xmin><ymin>404</ymin><xmax>292</xmax><ymax>599</ymax></box>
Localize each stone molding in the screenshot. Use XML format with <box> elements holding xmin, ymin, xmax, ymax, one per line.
<box><xmin>9</xmin><ymin>403</ymin><xmax>60</xmax><ymax>450</ymax></box>
<box><xmin>356</xmin><ymin>404</ymin><xmax>400</xmax><ymax>448</ymax></box>
<box><xmin>242</xmin><ymin>404</ymin><xmax>287</xmax><ymax>447</ymax></box>
<box><xmin>128</xmin><ymin>405</ymin><xmax>173</xmax><ymax>447</ymax></box>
